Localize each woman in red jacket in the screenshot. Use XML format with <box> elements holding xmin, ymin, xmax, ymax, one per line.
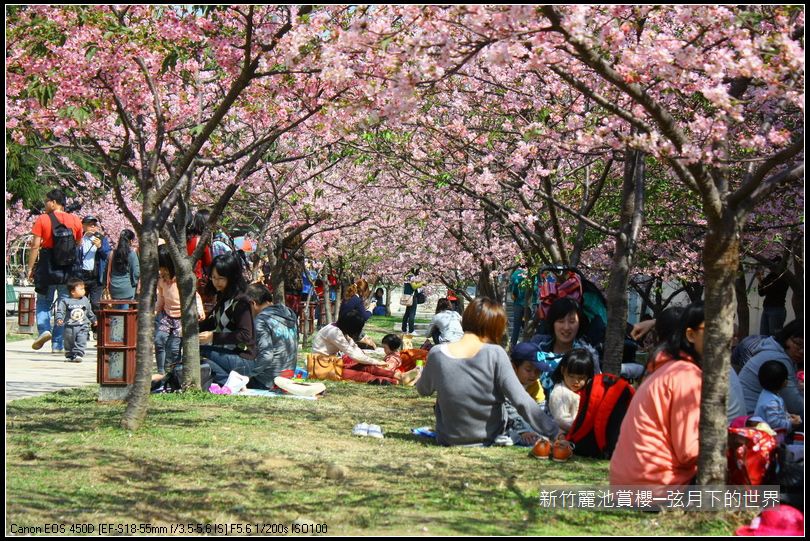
<box><xmin>186</xmin><ymin>209</ymin><xmax>213</xmax><ymax>283</ymax></box>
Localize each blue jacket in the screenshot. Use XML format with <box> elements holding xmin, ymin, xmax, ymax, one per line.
<box><xmin>531</xmin><ymin>335</ymin><xmax>601</xmax><ymax>399</ymax></box>
<box><xmin>252</xmin><ymin>305</ymin><xmax>298</xmax><ymax>388</ymax></box>
<box><xmin>74</xmin><ymin>235</ymin><xmax>111</xmax><ymax>285</ymax></box>
<box><xmin>339</xmin><ymin>295</ymin><xmax>371</xmax><ymax>322</ymax></box>
<box><xmin>739</xmin><ymin>337</ymin><xmax>803</xmax><ymax>419</ymax></box>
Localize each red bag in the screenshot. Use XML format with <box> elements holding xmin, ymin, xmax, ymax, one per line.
<box><xmin>727</xmin><ymin>427</ymin><xmax>778</xmax><ymax>486</ymax></box>
<box><xmin>537</xmin><ymin>270</ymin><xmax>583</xmax><ymax>321</ymax></box>
<box><xmin>398</xmin><ymin>349</ymin><xmax>428</xmax><ymax>372</ymax></box>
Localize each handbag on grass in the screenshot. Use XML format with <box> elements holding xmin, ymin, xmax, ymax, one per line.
<box><xmin>400</xmin><ymin>294</ymin><xmax>414</xmax><ymax>307</ymax></box>
<box><xmin>307</xmin><ymin>353</ymin><xmax>344</xmax><ymax>381</ymax></box>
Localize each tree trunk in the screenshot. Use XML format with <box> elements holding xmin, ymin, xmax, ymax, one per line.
<box><xmin>602</xmin><ymin>149</ymin><xmax>645</xmax><ymax>376</ymax></box>
<box><xmin>301</xmin><ymin>289</ymin><xmax>314</xmax><ymax>349</ymax></box>
<box><xmin>385</xmin><ymin>285</ymin><xmax>394</xmax><ymax>317</ymax></box>
<box><xmin>476</xmin><ymin>263</ymin><xmax>498</xmax><ymax>300</ymax></box>
<box><xmin>333</xmin><ymin>285</ymin><xmax>343</xmax><ymax>321</ymax></box>
<box><xmin>697</xmin><ymin>221</ymin><xmax>739</xmax><ymax>486</ymax></box>
<box><xmin>175</xmin><ymin>256</ymin><xmax>201</xmax><ymax>390</ymax></box>
<box><xmin>121</xmin><ymin>222</ymin><xmax>159</xmax><ymax>431</ymax></box>
<box><xmin>323</xmin><ymin>277</ymin><xmax>334</xmax><ymax>325</ymax></box>
<box><xmin>520</xmin><ymin>286</ymin><xmax>534</xmax><ymax>342</ymax></box>
<box><xmin>734</xmin><ymin>263</ymin><xmax>750</xmax><ymax>340</ymax></box>
<box><xmin>789</xmin><ymin>233</ymin><xmax>804</xmax><ymax>318</ymax></box>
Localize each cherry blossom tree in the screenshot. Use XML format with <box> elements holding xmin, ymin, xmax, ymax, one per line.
<box><xmin>6</xmin><ymin>5</ymin><xmax>348</xmax><ymax>429</ymax></box>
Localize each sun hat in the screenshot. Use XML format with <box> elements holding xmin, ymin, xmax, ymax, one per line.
<box><xmin>273</xmin><ymin>376</ymin><xmax>325</xmax><ymax>397</ymax></box>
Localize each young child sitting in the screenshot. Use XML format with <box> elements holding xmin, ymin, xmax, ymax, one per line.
<box><xmin>155</xmin><ymin>245</ymin><xmax>205</xmax><ymax>375</ymax></box>
<box><xmin>55</xmin><ymin>277</ymin><xmax>96</xmax><ymax>363</ymax></box>
<box><xmin>754</xmin><ymin>360</ymin><xmax>802</xmax><ymax>442</ymax></box>
<box><xmin>548</xmin><ymin>348</ymin><xmax>595</xmax><ymax>432</ymax></box>
<box><xmin>381</xmin><ymin>333</ymin><xmax>403</xmax><ymax>371</ymax></box>
<box><xmin>504</xmin><ymin>342</ymin><xmax>549</xmax><ymax>446</ymax></box>
<box><xmin>372</xmin><ymin>287</ymin><xmax>387</xmax><ymax>316</ymax></box>
<box><xmin>512</xmin><ymin>342</ymin><xmax>546</xmax><ymax>403</ymax></box>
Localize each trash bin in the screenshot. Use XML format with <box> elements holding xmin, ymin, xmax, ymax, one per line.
<box><xmin>17</xmin><ymin>292</ymin><xmax>35</xmax><ymax>328</ymax></box>
<box><xmin>96</xmin><ymin>300</ymin><xmax>138</xmax><ymax>387</ymax></box>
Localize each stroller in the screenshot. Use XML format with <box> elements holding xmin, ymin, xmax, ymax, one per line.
<box><xmin>533</xmin><ymin>265</ymin><xmax>608</xmax><ymax>350</ymax></box>
<box><xmin>531</xmin><ymin>265</ymin><xmax>640</xmax><ymax>375</ymax></box>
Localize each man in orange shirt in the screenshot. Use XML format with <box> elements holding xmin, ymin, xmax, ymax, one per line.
<box><xmin>26</xmin><ymin>189</ymin><xmax>83</xmax><ymax>353</ymax></box>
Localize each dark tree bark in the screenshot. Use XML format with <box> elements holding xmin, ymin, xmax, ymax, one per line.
<box><xmin>476</xmin><ymin>262</ymin><xmax>499</xmax><ymax>301</ymax></box>
<box><xmin>734</xmin><ymin>262</ymin><xmax>750</xmax><ymax>340</ymax></box>
<box><xmin>697</xmin><ymin>218</ymin><xmax>739</xmax><ymax>485</ymax></box>
<box><xmin>602</xmin><ymin>148</ymin><xmax>645</xmax><ymax>376</ymax></box>
<box><xmin>121</xmin><ymin>212</ymin><xmax>160</xmax><ymax>430</ymax></box>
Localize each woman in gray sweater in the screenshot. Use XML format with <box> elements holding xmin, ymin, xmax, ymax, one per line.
<box><xmin>416</xmin><ymin>297</ymin><xmax>559</xmax><ymax>446</ymax></box>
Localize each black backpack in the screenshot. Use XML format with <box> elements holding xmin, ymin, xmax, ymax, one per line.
<box><xmin>48</xmin><ymin>212</ymin><xmax>77</xmax><ymax>268</ymax></box>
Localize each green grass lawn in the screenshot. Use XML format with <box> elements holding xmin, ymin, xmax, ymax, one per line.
<box><xmin>6</xmin><ymin>333</ymin><xmax>32</xmax><ymax>342</ymax></box>
<box><xmin>7</xmin><ymin>378</ymin><xmax>755</xmax><ymax>535</ymax></box>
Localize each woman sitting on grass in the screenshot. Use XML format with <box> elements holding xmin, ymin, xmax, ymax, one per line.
<box><xmin>610</xmin><ymin>302</ymin><xmax>705</xmax><ymax>491</ymax></box>
<box><xmin>416</xmin><ymin>297</ymin><xmax>559</xmax><ymax>446</ymax></box>
<box><xmin>427</xmin><ymin>298</ymin><xmax>464</xmax><ymax>345</ymax></box>
<box><xmin>312</xmin><ymin>310</ymin><xmax>419</xmax><ymax>385</ymax></box>
<box><xmin>532</xmin><ymin>297</ymin><xmax>601</xmax><ymax>399</ymax></box>
<box><xmin>198</xmin><ymin>253</ymin><xmax>255</xmax><ymax>386</ymax></box>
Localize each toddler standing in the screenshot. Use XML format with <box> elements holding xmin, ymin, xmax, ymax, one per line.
<box><xmin>55</xmin><ymin>277</ymin><xmax>96</xmax><ymax>363</ymax></box>
<box><xmin>155</xmin><ymin>246</ymin><xmax>205</xmax><ymax>374</ymax></box>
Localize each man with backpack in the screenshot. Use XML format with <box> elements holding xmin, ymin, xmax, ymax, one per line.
<box><xmin>26</xmin><ymin>189</ymin><xmax>83</xmax><ymax>353</ymax></box>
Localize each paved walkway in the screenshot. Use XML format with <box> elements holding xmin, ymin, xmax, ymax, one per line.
<box><xmin>5</xmin><ymin>336</ymin><xmax>99</xmax><ymax>403</ymax></box>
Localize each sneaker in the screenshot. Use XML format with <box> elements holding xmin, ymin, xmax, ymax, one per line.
<box><xmin>32</xmin><ymin>331</ymin><xmax>52</xmax><ymax>350</ymax></box>
<box><xmin>493</xmin><ymin>434</ymin><xmax>514</xmax><ymax>447</ymax></box>
<box><xmin>367</xmin><ymin>424</ymin><xmax>384</xmax><ymax>439</ymax></box>
<box><xmin>530</xmin><ymin>437</ymin><xmax>552</xmax><ymax>459</ymax></box>
<box><xmin>223</xmin><ymin>371</ymin><xmax>250</xmax><ymax>394</ymax></box>
<box><xmin>352</xmin><ymin>422</ymin><xmax>370</xmax><ymax>437</ymax></box>
<box><xmin>73</xmin><ymin>356</ymin><xmax>84</xmax><ymax>363</ymax></box>
<box><xmin>552</xmin><ymin>438</ymin><xmax>575</xmax><ymax>462</ymax></box>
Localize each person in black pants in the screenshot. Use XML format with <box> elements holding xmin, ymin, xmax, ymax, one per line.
<box><xmin>757</xmin><ymin>260</ymin><xmax>791</xmax><ymax>336</ymax></box>
<box><xmin>401</xmin><ymin>268</ymin><xmax>423</xmax><ymax>334</ymax></box>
